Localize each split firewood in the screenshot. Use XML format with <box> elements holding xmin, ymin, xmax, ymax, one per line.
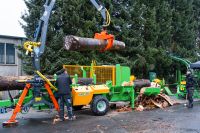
<box><xmin>116</xmin><ymin>105</ymin><xmax>132</xmax><ymax>112</ymax></box>
<box><xmin>158</xmin><ymin>94</ymin><xmax>175</xmax><ymax>105</ymax></box>
<box><xmin>64</xmin><ymin>35</ymin><xmax>125</xmax><ymax>51</ymax></box>
<box><xmin>135</xmin><ymin>93</ymin><xmax>180</xmax><ymax>111</ymax></box>
<box><xmin>151</xmin><ymin>99</ymin><xmax>164</xmax><ymax>109</ymax></box>
<box><xmin>135</xmin><ymin>105</ymin><xmax>144</xmax><ymax>111</ymax></box>
<box><xmin>162</xmin><ymin>101</ymin><xmax>170</xmax><ymax>108</ymax></box>
<box><xmin>121</xmin><ymin>81</ymin><xmax>134</xmax><ymax>86</ymax></box>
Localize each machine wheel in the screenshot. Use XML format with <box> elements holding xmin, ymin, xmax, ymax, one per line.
<box><xmin>91</xmin><ymin>95</ymin><xmax>109</xmax><ymax>116</ymax></box>
<box><xmin>73</xmin><ymin>105</ymin><xmax>83</xmax><ymax>111</ymax></box>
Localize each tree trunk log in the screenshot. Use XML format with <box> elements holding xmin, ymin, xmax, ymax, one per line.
<box><xmin>0</xmin><ymin>76</ymin><xmax>53</xmax><ymax>91</ymax></box>
<box><xmin>0</xmin><ymin>76</ymin><xmax>32</xmax><ymax>91</ymax></box>
<box><xmin>134</xmin><ymin>79</ymin><xmax>151</xmax><ymax>88</ymax></box>
<box><xmin>64</xmin><ymin>35</ymin><xmax>125</xmax><ymax>51</ymax></box>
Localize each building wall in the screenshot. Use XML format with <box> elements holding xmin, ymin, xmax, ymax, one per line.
<box><xmin>0</xmin><ymin>36</ymin><xmax>26</xmax><ymax>99</ymax></box>
<box><xmin>0</xmin><ymin>37</ymin><xmax>24</xmax><ymax>76</ymax></box>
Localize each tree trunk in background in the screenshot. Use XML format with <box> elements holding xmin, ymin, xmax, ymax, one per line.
<box><xmin>64</xmin><ymin>35</ymin><xmax>125</xmax><ymax>51</ymax></box>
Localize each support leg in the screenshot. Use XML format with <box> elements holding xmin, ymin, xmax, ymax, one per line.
<box><xmin>3</xmin><ymin>84</ymin><xmax>31</xmax><ymax>127</ymax></box>
<box><xmin>44</xmin><ymin>83</ymin><xmax>60</xmax><ymax>111</ymax></box>
<box><xmin>130</xmin><ymin>86</ymin><xmax>135</xmax><ymax>109</ymax></box>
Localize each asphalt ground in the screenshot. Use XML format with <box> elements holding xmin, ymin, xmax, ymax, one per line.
<box><xmin>0</xmin><ymin>101</ymin><xmax>200</xmax><ymax>133</ymax></box>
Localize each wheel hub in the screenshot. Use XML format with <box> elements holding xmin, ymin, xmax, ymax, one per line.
<box><xmin>97</xmin><ymin>101</ymin><xmax>106</xmax><ymax>112</ymax></box>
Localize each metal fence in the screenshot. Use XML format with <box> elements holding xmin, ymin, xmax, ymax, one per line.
<box><xmin>63</xmin><ymin>65</ymin><xmax>116</xmax><ymax>85</ymax></box>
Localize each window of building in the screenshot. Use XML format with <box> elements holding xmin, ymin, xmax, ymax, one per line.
<box><xmin>0</xmin><ymin>43</ymin><xmax>15</xmax><ymax>64</ymax></box>
<box><xmin>0</xmin><ymin>44</ymin><xmax>4</xmax><ymax>64</ymax></box>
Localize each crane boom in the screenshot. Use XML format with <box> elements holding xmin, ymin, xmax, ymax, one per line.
<box><xmin>90</xmin><ymin>0</ymin><xmax>107</xmax><ymax>23</ymax></box>
<box><xmin>24</xmin><ymin>0</ymin><xmax>111</xmax><ymax>71</ymax></box>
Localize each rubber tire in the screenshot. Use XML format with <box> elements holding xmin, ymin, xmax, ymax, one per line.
<box><xmin>91</xmin><ymin>95</ymin><xmax>109</xmax><ymax>116</ymax></box>
<box><xmin>73</xmin><ymin>105</ymin><xmax>83</xmax><ymax>111</ymax></box>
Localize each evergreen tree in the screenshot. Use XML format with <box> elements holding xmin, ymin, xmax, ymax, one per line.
<box><xmin>171</xmin><ymin>0</ymin><xmax>198</xmax><ymax>58</ymax></box>
<box><xmin>193</xmin><ymin>0</ymin><xmax>200</xmax><ymax>61</ymax></box>
<box><xmin>20</xmin><ymin>0</ymin><xmax>200</xmax><ymax>82</ymax></box>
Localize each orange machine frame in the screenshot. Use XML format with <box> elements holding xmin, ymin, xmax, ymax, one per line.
<box><xmin>3</xmin><ymin>83</ymin><xmax>59</xmax><ymax>127</ymax></box>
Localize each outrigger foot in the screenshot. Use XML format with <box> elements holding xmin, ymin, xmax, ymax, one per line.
<box><xmin>2</xmin><ymin>120</ymin><xmax>18</xmax><ymax>128</ymax></box>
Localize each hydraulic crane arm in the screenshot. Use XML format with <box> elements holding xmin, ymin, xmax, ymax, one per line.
<box><xmin>24</xmin><ymin>0</ymin><xmax>56</xmax><ymax>71</ymax></box>
<box><xmin>24</xmin><ymin>0</ymin><xmax>112</xmax><ymax>71</ymax></box>
<box><xmin>90</xmin><ymin>0</ymin><xmax>111</xmax><ymax>27</ymax></box>
<box><xmin>90</xmin><ymin>0</ymin><xmax>106</xmax><ymax>20</ymax></box>
<box><xmin>34</xmin><ymin>0</ymin><xmax>56</xmax><ymax>56</ymax></box>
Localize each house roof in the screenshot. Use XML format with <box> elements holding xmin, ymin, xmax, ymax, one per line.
<box><xmin>0</xmin><ymin>34</ymin><xmax>27</xmax><ymax>40</ymax></box>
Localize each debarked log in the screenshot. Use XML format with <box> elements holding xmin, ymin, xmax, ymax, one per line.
<box><xmin>64</xmin><ymin>35</ymin><xmax>125</xmax><ymax>51</ymax></box>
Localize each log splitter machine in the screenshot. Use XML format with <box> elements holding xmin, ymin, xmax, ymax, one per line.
<box><xmin>2</xmin><ymin>0</ymin><xmax>115</xmax><ymax>127</ymax></box>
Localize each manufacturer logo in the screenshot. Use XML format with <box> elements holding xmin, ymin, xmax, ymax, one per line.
<box><xmin>78</xmin><ymin>92</ymin><xmax>90</xmax><ymax>96</ymax></box>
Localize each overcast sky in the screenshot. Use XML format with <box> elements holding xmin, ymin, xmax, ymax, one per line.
<box><xmin>0</xmin><ymin>0</ymin><xmax>27</xmax><ymax>37</ymax></box>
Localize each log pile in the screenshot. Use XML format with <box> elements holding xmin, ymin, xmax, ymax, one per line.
<box><xmin>135</xmin><ymin>93</ymin><xmax>180</xmax><ymax>111</ymax></box>
<box><xmin>112</xmin><ymin>94</ymin><xmax>178</xmax><ymax>112</ymax></box>
<box><xmin>114</xmin><ymin>93</ymin><xmax>178</xmax><ymax>112</ymax></box>
<box><xmin>115</xmin><ymin>84</ymin><xmax>179</xmax><ymax>112</ymax></box>
<box><xmin>64</xmin><ymin>35</ymin><xmax>125</xmax><ymax>51</ymax></box>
